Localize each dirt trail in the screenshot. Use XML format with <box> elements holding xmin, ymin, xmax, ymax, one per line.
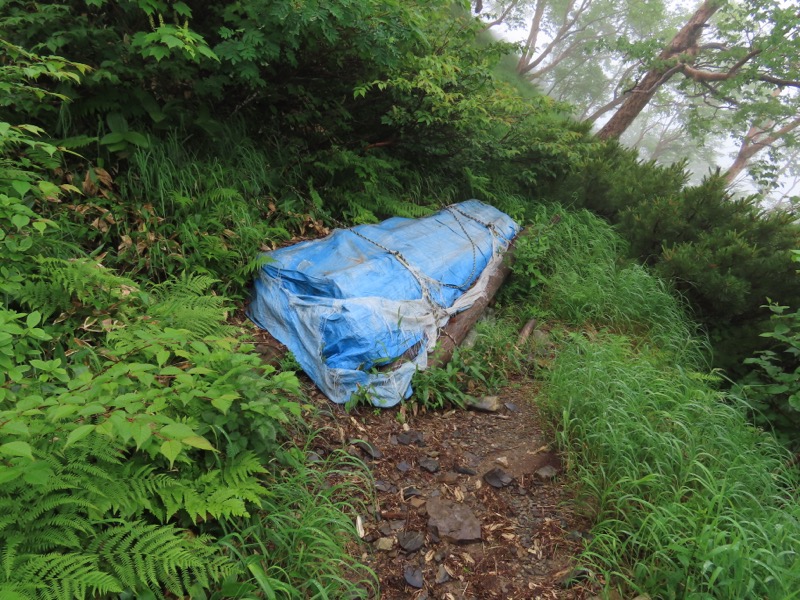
<box><xmin>309</xmin><ymin>377</ymin><xmax>595</xmax><ymax>599</ymax></box>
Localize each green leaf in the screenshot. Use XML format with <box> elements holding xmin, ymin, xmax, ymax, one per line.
<box><xmin>211</xmin><ymin>393</ymin><xmax>238</xmax><ymax>414</ymax></box>
<box><xmin>2</xmin><ymin>421</ymin><xmax>29</xmax><ymax>436</ymax></box>
<box><xmin>132</xmin><ymin>420</ymin><xmax>153</xmax><ymax>449</ymax></box>
<box><xmin>160</xmin><ymin>439</ymin><xmax>183</xmax><ymax>466</ymax></box>
<box><xmin>0</xmin><ymin>441</ymin><xmax>33</xmax><ymax>460</ymax></box>
<box><xmin>26</xmin><ymin>311</ymin><xmax>41</xmax><ymax>328</ymax></box>
<box><xmin>156</xmin><ymin>349</ymin><xmax>170</xmax><ymax>366</ymax></box>
<box><xmin>182</xmin><ymin>435</ymin><xmax>216</xmax><ymax>451</ymax></box>
<box><xmin>65</xmin><ymin>424</ymin><xmax>95</xmax><ymax>448</ymax></box>
<box><xmin>11</xmin><ymin>214</ymin><xmax>30</xmax><ymax>229</ymax></box>
<box><xmin>48</xmin><ymin>403</ymin><xmax>79</xmax><ymax>421</ymax></box>
<box><xmin>37</xmin><ymin>181</ymin><xmax>60</xmax><ymax>198</ymax></box>
<box><xmin>100</xmin><ymin>132</ymin><xmax>126</xmax><ymax>145</ymax></box>
<box><xmin>106</xmin><ymin>112</ymin><xmax>128</xmax><ymax>133</ymax></box>
<box><xmin>124</xmin><ymin>131</ymin><xmax>150</xmax><ymax>148</ymax></box>
<box><xmin>162</xmin><ymin>34</ymin><xmax>184</xmax><ymax>49</ymax></box>
<box><xmin>11</xmin><ymin>180</ymin><xmax>31</xmax><ymax>197</ymax></box>
<box><xmin>22</xmin><ymin>461</ymin><xmax>53</xmax><ymax>485</ymax></box>
<box><xmin>0</xmin><ymin>466</ymin><xmax>22</xmax><ymax>484</ymax></box>
<box><xmin>160</xmin><ymin>422</ymin><xmax>196</xmax><ymax>440</ymax></box>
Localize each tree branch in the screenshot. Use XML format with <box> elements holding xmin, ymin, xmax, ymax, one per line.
<box><xmin>481</xmin><ymin>0</ymin><xmax>521</xmax><ymax>31</ymax></box>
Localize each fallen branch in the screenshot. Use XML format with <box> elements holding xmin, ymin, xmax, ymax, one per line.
<box><xmin>516</xmin><ymin>318</ymin><xmax>538</xmax><ymax>349</ymax></box>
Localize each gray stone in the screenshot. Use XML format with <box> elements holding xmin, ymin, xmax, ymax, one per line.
<box><xmin>350</xmin><ymin>439</ymin><xmax>382</xmax><ymax>459</ymax></box>
<box><xmin>435</xmin><ymin>564</ymin><xmax>450</xmax><ymax>584</ymax></box>
<box><xmin>535</xmin><ymin>465</ymin><xmax>558</xmax><ymax>481</ymax></box>
<box><xmin>397</xmin><ymin>460</ymin><xmax>411</xmax><ymax>473</ymax></box>
<box><xmin>465</xmin><ymin>395</ymin><xmax>502</xmax><ymax>413</ymax></box>
<box><xmin>403</xmin><ymin>565</ymin><xmax>424</xmax><ymax>588</ymax></box>
<box><xmin>402</xmin><ymin>486</ymin><xmax>423</xmax><ymax>499</ymax></box>
<box><xmin>375</xmin><ymin>537</ymin><xmax>394</xmax><ymax>551</ymax></box>
<box><xmin>439</xmin><ymin>471</ymin><xmax>459</xmax><ymax>484</ymax></box>
<box><xmin>427</xmin><ymin>498</ymin><xmax>482</xmax><ymax>543</ymax></box>
<box><xmin>557</xmin><ymin>567</ymin><xmax>592</xmax><ymax>588</ymax></box>
<box><xmin>378</xmin><ymin>522</ymin><xmax>393</xmax><ymax>536</ymax></box>
<box><xmin>565</xmin><ymin>530</ymin><xmax>583</xmax><ymax>542</ymax></box>
<box><xmin>397</xmin><ymin>530</ymin><xmax>425</xmax><ymax>552</ymax></box>
<box><xmin>419</xmin><ymin>457</ymin><xmax>440</xmax><ymax>473</ymax></box>
<box><xmin>532</xmin><ymin>329</ymin><xmax>551</xmax><ymax>346</ymax></box>
<box><xmin>483</xmin><ymin>467</ymin><xmax>514</xmax><ymax>488</ymax></box>
<box><xmin>375</xmin><ymin>480</ymin><xmax>394</xmax><ymax>493</ymax></box>
<box><xmin>363</xmin><ymin>531</ymin><xmax>379</xmax><ymax>543</ymax></box>
<box><xmin>397</xmin><ymin>430</ymin><xmax>424</xmax><ymax>446</ymax></box>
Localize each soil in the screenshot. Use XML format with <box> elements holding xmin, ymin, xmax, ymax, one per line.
<box><xmin>305</xmin><ymin>376</ymin><xmax>599</xmax><ymax>600</ymax></box>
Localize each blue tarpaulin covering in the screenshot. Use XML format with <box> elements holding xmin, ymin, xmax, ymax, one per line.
<box><xmin>247</xmin><ymin>200</ymin><xmax>520</xmax><ymax>406</ymax></box>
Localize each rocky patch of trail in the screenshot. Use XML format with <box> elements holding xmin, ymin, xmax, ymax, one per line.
<box><xmin>311</xmin><ymin>378</ymin><xmax>595</xmax><ymax>599</ymax></box>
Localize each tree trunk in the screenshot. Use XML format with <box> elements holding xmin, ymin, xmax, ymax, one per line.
<box><xmin>596</xmin><ymin>0</ymin><xmax>721</xmax><ymax>140</ymax></box>
<box><xmin>723</xmin><ymin>116</ymin><xmax>800</xmax><ymax>183</ymax></box>
<box><xmin>724</xmin><ymin>124</ymin><xmax>762</xmax><ymax>183</ymax></box>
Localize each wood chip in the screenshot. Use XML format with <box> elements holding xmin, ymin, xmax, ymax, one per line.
<box><xmin>356</xmin><ymin>515</ymin><xmax>365</xmax><ymax>538</ymax></box>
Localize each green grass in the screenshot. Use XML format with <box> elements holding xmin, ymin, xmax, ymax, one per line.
<box><xmin>544</xmin><ymin>336</ymin><xmax>800</xmax><ymax>599</ymax></box>
<box><xmin>507</xmin><ymin>204</ymin><xmax>707</xmax><ymax>366</ymax></box>
<box><xmin>112</xmin><ymin>134</ymin><xmax>292</xmax><ymax>296</ymax></box>
<box><xmin>215</xmin><ymin>445</ymin><xmax>378</xmax><ymax>599</ymax></box>
<box><xmin>509</xmin><ymin>204</ymin><xmax>800</xmax><ymax>599</ymax></box>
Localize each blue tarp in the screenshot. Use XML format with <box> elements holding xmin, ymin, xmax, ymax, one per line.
<box><xmin>247</xmin><ymin>200</ymin><xmax>520</xmax><ymax>406</ymax></box>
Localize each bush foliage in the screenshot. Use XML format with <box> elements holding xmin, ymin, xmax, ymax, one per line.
<box><xmin>538</xmin><ymin>143</ymin><xmax>800</xmax><ymax>376</ymax></box>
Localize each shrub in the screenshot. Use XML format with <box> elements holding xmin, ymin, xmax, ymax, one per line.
<box><xmin>738</xmin><ymin>294</ymin><xmax>800</xmax><ymax>447</ymax></box>
<box><xmin>536</xmin><ymin>142</ymin><xmax>800</xmax><ymax>375</ymax></box>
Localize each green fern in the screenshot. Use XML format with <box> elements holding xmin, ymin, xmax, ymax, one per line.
<box><xmin>141</xmin><ymin>272</ymin><xmax>230</xmax><ymax>339</ymax></box>
<box><xmin>0</xmin><ymin>442</ymin><xmax>235</xmax><ymax>599</ymax></box>
<box><xmin>15</xmin><ymin>552</ymin><xmax>122</xmax><ymax>600</ymax></box>
<box><xmin>18</xmin><ymin>257</ymin><xmax>140</xmax><ymax>320</ymax></box>
<box><xmin>146</xmin><ymin>452</ymin><xmax>268</xmax><ymax>523</ymax></box>
<box><xmin>89</xmin><ymin>520</ymin><xmax>232</xmax><ymax>598</ymax></box>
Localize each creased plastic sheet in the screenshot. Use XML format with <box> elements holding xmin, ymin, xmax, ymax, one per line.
<box><xmin>247</xmin><ymin>200</ymin><xmax>520</xmax><ymax>406</ymax></box>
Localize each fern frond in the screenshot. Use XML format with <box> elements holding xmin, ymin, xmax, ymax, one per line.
<box><xmin>89</xmin><ymin>520</ymin><xmax>233</xmax><ymax>598</ymax></box>
<box><xmin>207</xmin><ymin>187</ymin><xmax>243</xmax><ymax>204</ymax></box>
<box><xmin>18</xmin><ymin>257</ymin><xmax>140</xmax><ymax>319</ymax></box>
<box><xmin>15</xmin><ymin>552</ymin><xmax>122</xmax><ymax>600</ymax></box>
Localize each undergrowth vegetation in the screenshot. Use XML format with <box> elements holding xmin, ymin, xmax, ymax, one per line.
<box><xmin>505</xmin><ymin>209</ymin><xmax>800</xmax><ymax>599</ymax></box>
<box><xmin>547</xmin><ymin>337</ymin><xmax>800</xmax><ymax>598</ymax></box>
<box><xmin>3</xmin><ymin>0</ymin><xmax>800</xmax><ymax>597</ymax></box>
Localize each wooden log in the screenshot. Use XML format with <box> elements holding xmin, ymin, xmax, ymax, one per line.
<box><xmin>427</xmin><ymin>237</ymin><xmax>520</xmax><ymax>369</ymax></box>
<box><xmin>516</xmin><ymin>318</ymin><xmax>538</xmax><ymax>349</ymax></box>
